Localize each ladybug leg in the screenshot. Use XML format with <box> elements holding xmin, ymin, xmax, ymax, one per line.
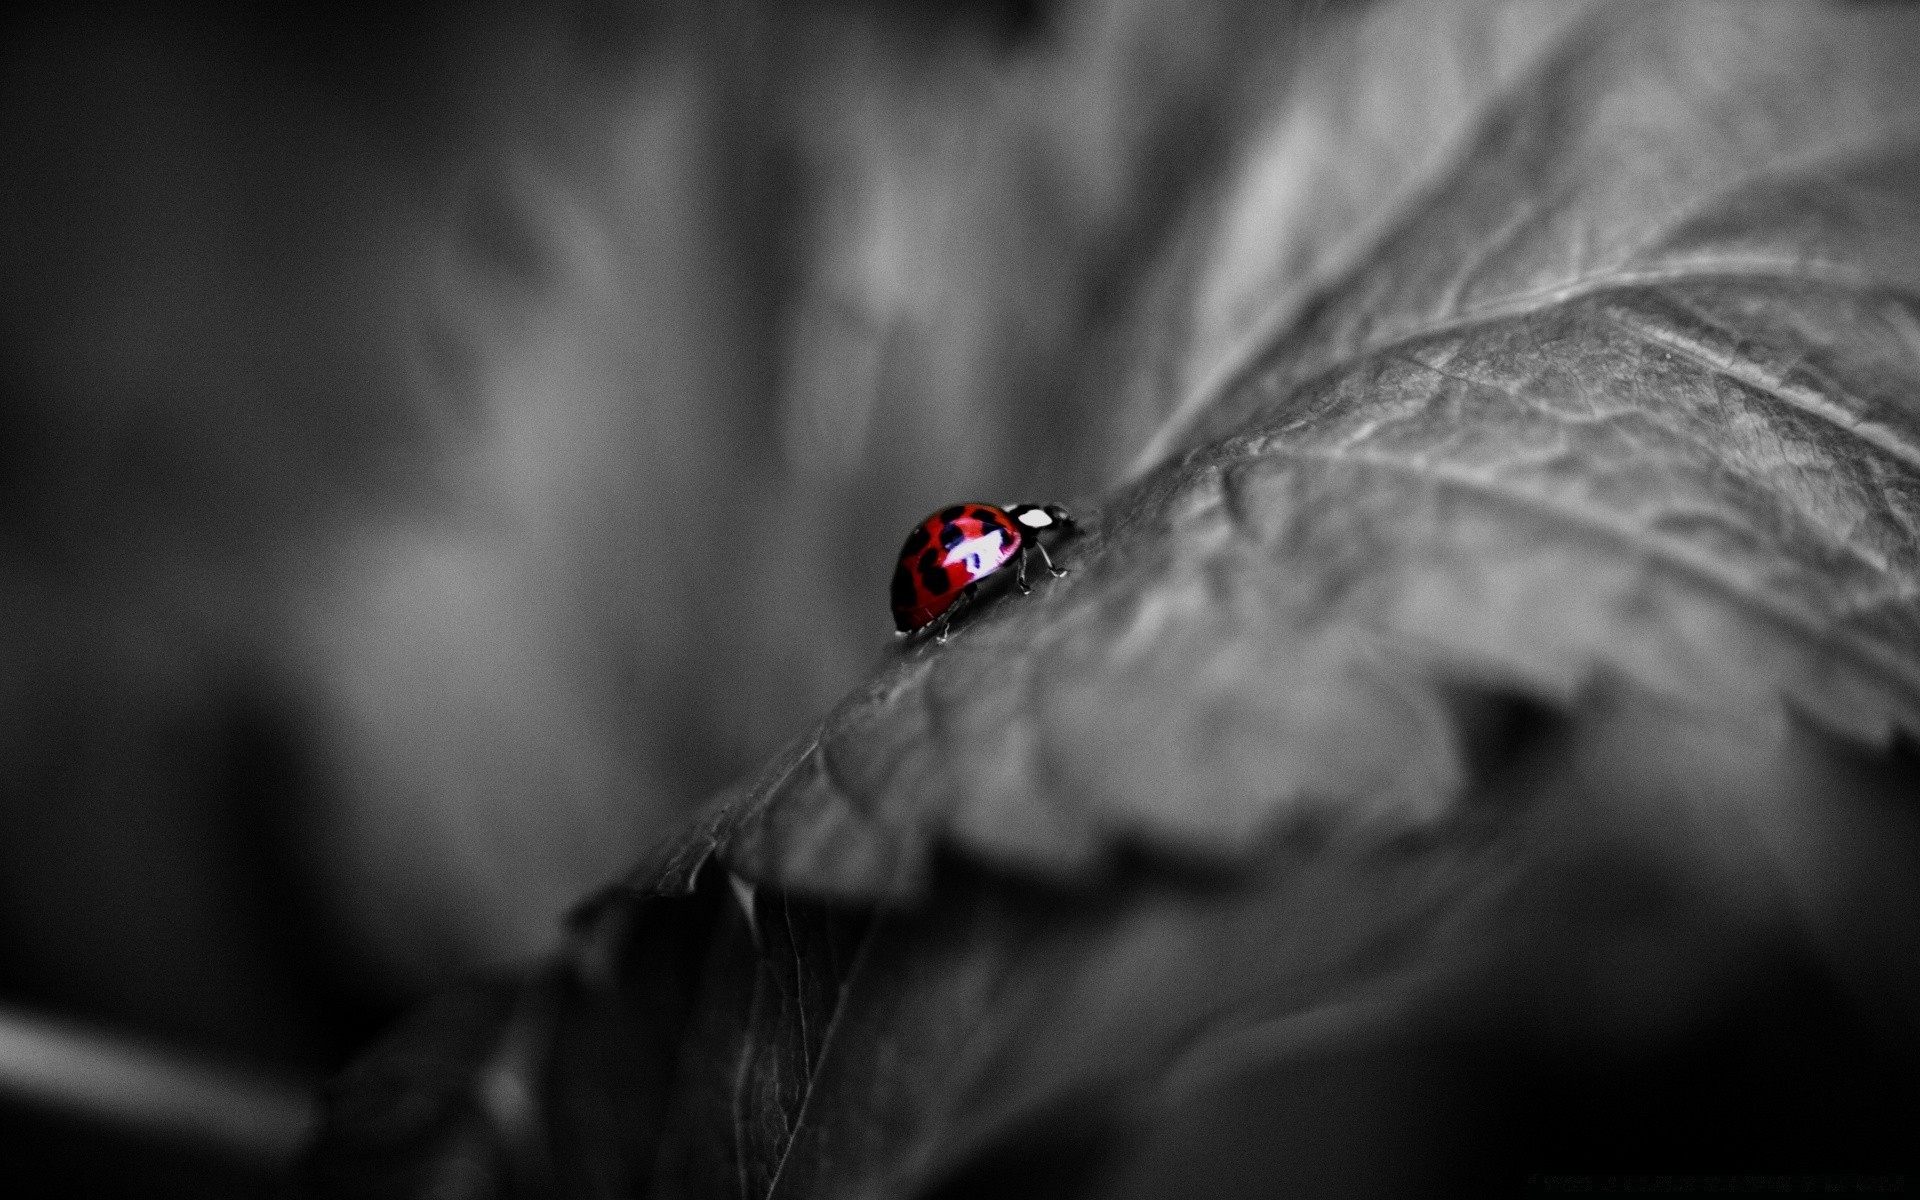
<box><xmin>1035</xmin><ymin>540</ymin><xmax>1069</xmax><ymax>578</ymax></box>
<box><xmin>935</xmin><ymin>585</ymin><xmax>977</xmax><ymax>643</ymax></box>
<box><xmin>1014</xmin><ymin>548</ymin><xmax>1032</xmax><ymax>595</ymax></box>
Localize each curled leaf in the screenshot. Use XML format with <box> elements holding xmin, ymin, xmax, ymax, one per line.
<box><xmin>654</xmin><ymin>0</ymin><xmax>1920</xmax><ymax>903</ymax></box>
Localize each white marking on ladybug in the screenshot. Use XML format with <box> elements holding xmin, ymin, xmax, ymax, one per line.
<box><xmin>1016</xmin><ymin>508</ymin><xmax>1054</xmax><ymax>529</ymax></box>
<box><xmin>943</xmin><ymin>529</ymin><xmax>1007</xmax><ymax>577</ymax></box>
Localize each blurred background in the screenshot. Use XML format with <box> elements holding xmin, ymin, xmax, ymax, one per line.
<box><xmin>0</xmin><ymin>0</ymin><xmax>1297</xmax><ymax>1192</ymax></box>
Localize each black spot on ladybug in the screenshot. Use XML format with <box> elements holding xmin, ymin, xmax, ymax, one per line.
<box><xmin>939</xmin><ymin>521</ymin><xmax>965</xmax><ymax>550</ymax></box>
<box><xmin>890</xmin><ymin>563</ymin><xmax>917</xmax><ymax>612</ymax></box>
<box><xmin>901</xmin><ymin>524</ymin><xmax>930</xmax><ymax>556</ymax></box>
<box><xmin>940</xmin><ymin>505</ymin><xmax>967</xmax><ymax>522</ymax></box>
<box><xmin>919</xmin><ymin>547</ymin><xmax>948</xmax><ymax>597</ymax></box>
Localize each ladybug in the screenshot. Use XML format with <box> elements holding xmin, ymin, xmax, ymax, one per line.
<box><xmin>890</xmin><ymin>502</ymin><xmax>1075</xmax><ymax>640</ymax></box>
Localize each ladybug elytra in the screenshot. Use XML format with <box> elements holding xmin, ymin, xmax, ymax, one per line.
<box><xmin>890</xmin><ymin>502</ymin><xmax>1075</xmax><ymax>640</ymax></box>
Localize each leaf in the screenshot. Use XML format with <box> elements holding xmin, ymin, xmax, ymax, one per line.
<box><xmin>628</xmin><ymin>1</ymin><xmax>1920</xmax><ymax>1184</ymax></box>
<box><xmin>307</xmin><ymin>2</ymin><xmax>1920</xmax><ymax>1195</ymax></box>
<box><xmin>637</xmin><ymin>695</ymin><xmax>1920</xmax><ymax>1197</ymax></box>
<box><xmin>651</xmin><ymin>0</ymin><xmax>1920</xmax><ymax>904</ymax></box>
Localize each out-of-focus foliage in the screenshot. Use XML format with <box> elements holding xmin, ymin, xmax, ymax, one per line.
<box><xmin>0</xmin><ymin>0</ymin><xmax>1287</xmax><ymax>1084</ymax></box>
<box><xmin>306</xmin><ymin>0</ymin><xmax>1920</xmax><ymax>1195</ymax></box>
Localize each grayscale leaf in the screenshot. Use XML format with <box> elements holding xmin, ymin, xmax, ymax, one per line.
<box><xmin>307</xmin><ymin>3</ymin><xmax>1920</xmax><ymax>1196</ymax></box>
<box><xmin>653</xmin><ymin>1</ymin><xmax>1920</xmax><ymax>903</ymax></box>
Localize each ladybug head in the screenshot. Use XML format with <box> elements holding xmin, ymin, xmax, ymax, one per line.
<box><xmin>1008</xmin><ymin>503</ymin><xmax>1074</xmax><ymax>534</ymax></box>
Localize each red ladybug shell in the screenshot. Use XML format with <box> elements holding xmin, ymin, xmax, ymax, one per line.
<box><xmin>890</xmin><ymin>503</ymin><xmax>1024</xmax><ymax>632</ymax></box>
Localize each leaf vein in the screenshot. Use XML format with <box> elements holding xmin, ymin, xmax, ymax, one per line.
<box><xmin>758</xmin><ymin>913</ymin><xmax>882</xmax><ymax>1200</ymax></box>
<box><xmin>1236</xmin><ymin>445</ymin><xmax>1920</xmax><ymax>706</ymax></box>
<box><xmin>1601</xmin><ymin>304</ymin><xmax>1920</xmax><ymax>474</ymax></box>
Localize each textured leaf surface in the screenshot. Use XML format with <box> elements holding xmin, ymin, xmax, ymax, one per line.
<box><xmin>653</xmin><ymin>0</ymin><xmax>1920</xmax><ymax>903</ymax></box>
